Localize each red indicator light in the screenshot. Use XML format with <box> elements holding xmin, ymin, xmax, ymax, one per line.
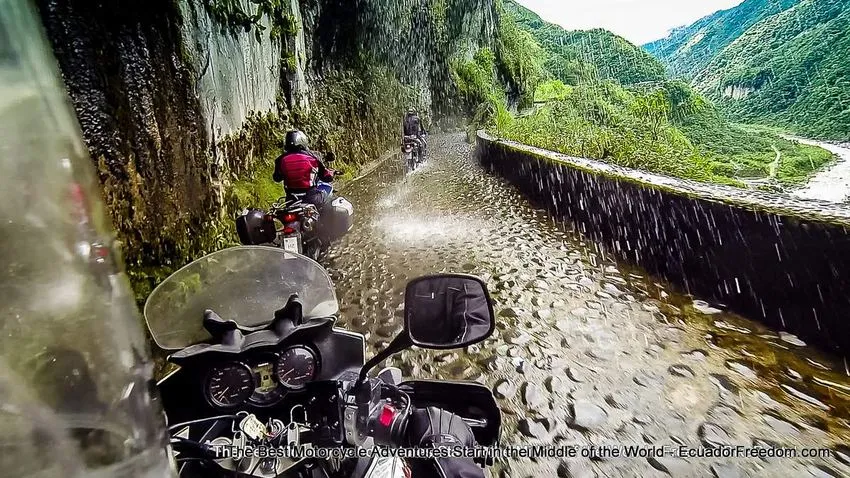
<box><xmin>379</xmin><ymin>405</ymin><xmax>395</xmax><ymax>427</ymax></box>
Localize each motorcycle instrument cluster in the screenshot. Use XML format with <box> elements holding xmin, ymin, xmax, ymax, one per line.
<box><xmin>203</xmin><ymin>346</ymin><xmax>320</xmax><ymax>409</ymax></box>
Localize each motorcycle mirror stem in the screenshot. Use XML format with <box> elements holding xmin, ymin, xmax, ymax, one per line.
<box><xmin>356</xmin><ymin>273</ymin><xmax>495</xmax><ymax>384</ymax></box>
<box><xmin>356</xmin><ymin>333</ymin><xmax>413</xmax><ymax>385</ymax></box>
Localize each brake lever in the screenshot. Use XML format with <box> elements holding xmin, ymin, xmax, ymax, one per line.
<box><xmin>462</xmin><ymin>417</ymin><xmax>487</xmax><ymax>427</ymax></box>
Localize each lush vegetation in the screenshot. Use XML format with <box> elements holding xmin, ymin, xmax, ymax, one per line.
<box><xmin>200</xmin><ymin>0</ymin><xmax>298</xmax><ymax>41</ymax></box>
<box><xmin>478</xmin><ymin>1</ymin><xmax>836</xmax><ymax>188</ymax></box>
<box><xmin>499</xmin><ymin>81</ymin><xmax>833</xmax><ymax>186</ymax></box>
<box><xmin>505</xmin><ymin>1</ymin><xmax>665</xmax><ymax>85</ymax></box>
<box><xmin>693</xmin><ymin>0</ymin><xmax>850</xmax><ymax>140</ymax></box>
<box><xmin>646</xmin><ymin>0</ymin><xmax>850</xmax><ymax>141</ymax></box>
<box><xmin>644</xmin><ymin>0</ymin><xmax>802</xmax><ymax>80</ymax></box>
<box><xmin>450</xmin><ymin>2</ymin><xmax>542</xmax><ymax>137</ymax></box>
<box><xmin>451</xmin><ymin>0</ymin><xmax>664</xmax><ymax>131</ymax></box>
<box><xmin>495</xmin><ymin>5</ymin><xmax>545</xmax><ymax>107</ymax></box>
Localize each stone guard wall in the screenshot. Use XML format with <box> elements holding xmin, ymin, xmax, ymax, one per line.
<box><xmin>477</xmin><ymin>131</ymin><xmax>850</xmax><ymax>354</ymax></box>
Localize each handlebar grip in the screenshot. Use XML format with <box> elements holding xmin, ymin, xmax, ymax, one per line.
<box><xmin>345</xmin><ymin>379</ymin><xmax>407</xmax><ymax>447</ymax></box>
<box><xmin>366</xmin><ymin>400</ymin><xmax>410</xmax><ymax>447</ymax></box>
<box><xmin>404</xmin><ymin>407</ymin><xmax>478</xmax><ymax>449</ymax></box>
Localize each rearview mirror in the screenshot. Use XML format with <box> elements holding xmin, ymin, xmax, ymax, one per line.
<box><xmin>404</xmin><ymin>274</ymin><xmax>495</xmax><ymax>349</ymax></box>
<box><xmin>357</xmin><ymin>274</ymin><xmax>495</xmax><ymax>382</ymax></box>
<box><xmin>324</xmin><ymin>151</ymin><xmax>336</xmax><ymax>163</ymax></box>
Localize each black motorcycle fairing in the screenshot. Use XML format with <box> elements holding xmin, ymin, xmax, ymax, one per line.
<box><xmin>158</xmin><ymin>327</ymin><xmax>365</xmax><ymax>426</ymax></box>
<box><xmin>398</xmin><ymin>380</ymin><xmax>501</xmax><ymax>447</ymax></box>
<box><xmin>168</xmin><ymin>317</ymin><xmax>335</xmax><ymax>366</ymax></box>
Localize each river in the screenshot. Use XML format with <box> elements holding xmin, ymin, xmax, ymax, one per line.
<box><xmin>327</xmin><ymin>133</ymin><xmax>850</xmax><ymax>477</ymax></box>
<box><xmin>790</xmin><ymin>138</ymin><xmax>850</xmax><ymax>203</ymax></box>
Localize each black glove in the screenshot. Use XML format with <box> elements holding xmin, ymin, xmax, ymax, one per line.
<box><xmin>406</xmin><ymin>407</ymin><xmax>483</xmax><ymax>478</ymax></box>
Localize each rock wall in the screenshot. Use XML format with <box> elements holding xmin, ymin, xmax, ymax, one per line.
<box><xmin>723</xmin><ymin>84</ymin><xmax>756</xmax><ymax>100</ymax></box>
<box><xmin>477</xmin><ymin>131</ymin><xmax>850</xmax><ymax>354</ymax></box>
<box><xmin>36</xmin><ymin>0</ymin><xmax>215</xmax><ymax>275</ymax></box>
<box><xmin>35</xmin><ymin>0</ymin><xmax>498</xmax><ymax>296</ymax></box>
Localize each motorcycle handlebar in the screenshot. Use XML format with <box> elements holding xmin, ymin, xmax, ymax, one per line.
<box><xmin>341</xmin><ymin>377</ymin><xmax>414</xmax><ymax>448</ymax></box>
<box><xmin>167</xmin><ymin>379</ymin><xmax>483</xmax><ymax>476</ymax></box>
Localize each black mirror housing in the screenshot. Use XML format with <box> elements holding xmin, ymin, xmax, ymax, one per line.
<box><xmin>403</xmin><ymin>274</ymin><xmax>495</xmax><ymax>350</ymax></box>
<box><xmin>357</xmin><ymin>274</ymin><xmax>495</xmax><ymax>383</ymax></box>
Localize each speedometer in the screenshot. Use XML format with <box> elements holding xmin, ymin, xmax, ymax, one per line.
<box><xmin>205</xmin><ymin>363</ymin><xmax>254</xmax><ymax>408</ymax></box>
<box><xmin>275</xmin><ymin>346</ymin><xmax>318</xmax><ymax>390</ymax></box>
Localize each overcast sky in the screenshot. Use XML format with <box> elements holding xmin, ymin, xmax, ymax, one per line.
<box><xmin>513</xmin><ymin>0</ymin><xmax>747</xmax><ymax>45</ymax></box>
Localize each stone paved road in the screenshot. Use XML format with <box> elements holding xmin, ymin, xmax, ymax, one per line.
<box><xmin>325</xmin><ymin>133</ymin><xmax>850</xmax><ymax>478</ymax></box>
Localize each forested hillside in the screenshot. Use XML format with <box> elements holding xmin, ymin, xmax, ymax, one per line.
<box><xmin>504</xmin><ymin>0</ymin><xmax>665</xmax><ymax>85</ymax></box>
<box><xmin>644</xmin><ymin>0</ymin><xmax>802</xmax><ymax>79</ymax></box>
<box><xmin>693</xmin><ymin>0</ymin><xmax>850</xmax><ymax>140</ymax></box>
<box><xmin>646</xmin><ymin>0</ymin><xmax>850</xmax><ymax>141</ymax></box>
<box><xmin>484</xmin><ymin>0</ymin><xmax>834</xmax><ymax>187</ymax></box>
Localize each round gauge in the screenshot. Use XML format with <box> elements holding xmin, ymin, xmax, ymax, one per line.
<box><xmin>205</xmin><ymin>363</ymin><xmax>255</xmax><ymax>408</ymax></box>
<box><xmin>275</xmin><ymin>346</ymin><xmax>318</xmax><ymax>390</ymax></box>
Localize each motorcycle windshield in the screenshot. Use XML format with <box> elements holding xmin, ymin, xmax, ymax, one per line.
<box><xmin>144</xmin><ymin>246</ymin><xmax>339</xmax><ymax>350</ymax></box>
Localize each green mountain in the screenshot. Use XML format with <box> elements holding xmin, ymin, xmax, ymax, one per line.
<box><xmin>644</xmin><ymin>0</ymin><xmax>803</xmax><ymax>80</ymax></box>
<box><xmin>694</xmin><ymin>0</ymin><xmax>850</xmax><ymax>140</ymax></box>
<box><xmin>504</xmin><ymin>0</ymin><xmax>665</xmax><ymax>85</ymax></box>
<box><xmin>490</xmin><ymin>2</ymin><xmax>836</xmax><ymax>187</ymax></box>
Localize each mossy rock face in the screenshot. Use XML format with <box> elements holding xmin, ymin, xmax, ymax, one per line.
<box><xmin>37</xmin><ymin>0</ymin><xmax>503</xmax><ymax>305</ymax></box>
<box><xmin>38</xmin><ymin>0</ymin><xmax>220</xmax><ymax>296</ymax></box>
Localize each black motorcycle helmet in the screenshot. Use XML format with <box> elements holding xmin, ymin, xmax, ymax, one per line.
<box><xmin>284</xmin><ymin>130</ymin><xmax>309</xmax><ymax>153</ymax></box>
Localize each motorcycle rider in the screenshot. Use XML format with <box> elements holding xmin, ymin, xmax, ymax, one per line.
<box><xmin>403</xmin><ymin>108</ymin><xmax>427</xmax><ymax>160</ymax></box>
<box><xmin>273</xmin><ymin>130</ymin><xmax>334</xmax><ymax>208</ymax></box>
<box><xmin>0</xmin><ymin>4</ymin><xmax>484</xmax><ymax>477</ymax></box>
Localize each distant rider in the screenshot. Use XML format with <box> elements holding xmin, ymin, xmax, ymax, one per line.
<box><xmin>0</xmin><ymin>3</ymin><xmax>484</xmax><ymax>477</ymax></box>
<box><xmin>403</xmin><ymin>108</ymin><xmax>427</xmax><ymax>159</ymax></box>
<box><xmin>273</xmin><ymin>130</ymin><xmax>334</xmax><ymax>208</ymax></box>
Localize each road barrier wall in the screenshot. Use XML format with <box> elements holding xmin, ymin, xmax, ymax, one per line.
<box><xmin>477</xmin><ymin>131</ymin><xmax>850</xmax><ymax>354</ymax></box>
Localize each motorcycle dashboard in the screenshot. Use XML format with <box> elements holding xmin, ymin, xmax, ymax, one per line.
<box><xmin>158</xmin><ymin>326</ymin><xmax>365</xmax><ymax>424</ymax></box>
<box><xmin>204</xmin><ymin>345</ymin><xmax>321</xmax><ymax>409</ymax></box>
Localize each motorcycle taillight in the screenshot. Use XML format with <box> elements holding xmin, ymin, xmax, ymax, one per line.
<box><xmin>282</xmin><ymin>213</ymin><xmax>298</xmax><ymax>223</ymax></box>
<box><xmin>92</xmin><ymin>243</ymin><xmax>111</xmax><ymax>259</ymax></box>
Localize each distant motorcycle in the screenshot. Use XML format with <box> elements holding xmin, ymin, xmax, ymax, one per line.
<box><xmin>402</xmin><ymin>135</ymin><xmax>425</xmax><ymax>172</ymax></box>
<box><xmin>236</xmin><ymin>171</ymin><xmax>353</xmax><ymax>261</ymax></box>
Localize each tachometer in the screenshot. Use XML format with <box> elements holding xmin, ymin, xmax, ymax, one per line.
<box><xmin>275</xmin><ymin>346</ymin><xmax>318</xmax><ymax>390</ymax></box>
<box><xmin>205</xmin><ymin>362</ymin><xmax>254</xmax><ymax>408</ymax></box>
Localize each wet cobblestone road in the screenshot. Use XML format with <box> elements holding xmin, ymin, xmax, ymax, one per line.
<box><xmin>326</xmin><ymin>134</ymin><xmax>850</xmax><ymax>477</ymax></box>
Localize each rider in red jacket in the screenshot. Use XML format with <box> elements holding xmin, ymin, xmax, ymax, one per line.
<box><xmin>273</xmin><ymin>130</ymin><xmax>334</xmax><ymax>207</ymax></box>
